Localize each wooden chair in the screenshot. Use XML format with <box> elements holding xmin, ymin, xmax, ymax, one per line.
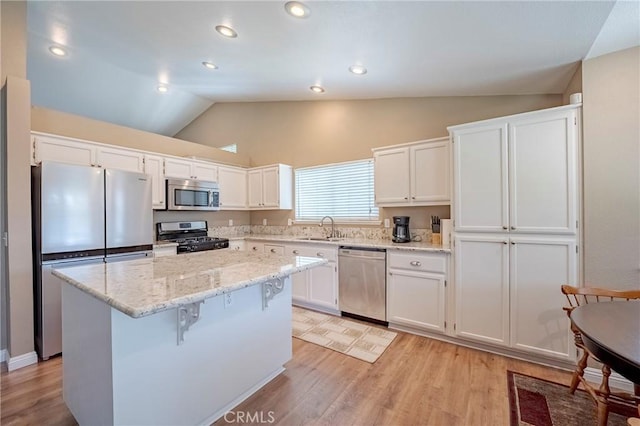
<box><xmin>562</xmin><ymin>285</ymin><xmax>640</xmax><ymax>426</ymax></box>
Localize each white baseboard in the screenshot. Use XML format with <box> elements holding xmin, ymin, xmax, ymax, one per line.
<box><xmin>0</xmin><ymin>348</ymin><xmax>7</xmax><ymax>363</ymax></box>
<box><xmin>7</xmin><ymin>351</ymin><xmax>38</xmax><ymax>371</ymax></box>
<box><xmin>584</xmin><ymin>366</ymin><xmax>634</xmax><ymax>393</ymax></box>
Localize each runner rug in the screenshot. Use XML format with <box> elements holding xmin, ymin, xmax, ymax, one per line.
<box><xmin>292</xmin><ymin>307</ymin><xmax>397</xmax><ymax>363</ymax></box>
<box><xmin>508</xmin><ymin>371</ymin><xmax>637</xmax><ymax>426</ymax></box>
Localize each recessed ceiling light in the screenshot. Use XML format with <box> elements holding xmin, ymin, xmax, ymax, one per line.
<box><xmin>285</xmin><ymin>1</ymin><xmax>311</xmax><ymax>18</ymax></box>
<box><xmin>49</xmin><ymin>45</ymin><xmax>67</xmax><ymax>57</ymax></box>
<box><xmin>157</xmin><ymin>85</ymin><xmax>168</xmax><ymax>93</ymax></box>
<box><xmin>310</xmin><ymin>85</ymin><xmax>325</xmax><ymax>94</ymax></box>
<box><xmin>215</xmin><ymin>25</ymin><xmax>238</xmax><ymax>38</ymax></box>
<box><xmin>349</xmin><ymin>65</ymin><xmax>367</xmax><ymax>75</ymax></box>
<box><xmin>202</xmin><ymin>61</ymin><xmax>218</xmax><ymax>70</ymax></box>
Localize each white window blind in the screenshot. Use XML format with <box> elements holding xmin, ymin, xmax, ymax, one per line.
<box><xmin>295</xmin><ymin>159</ymin><xmax>379</xmax><ymax>222</ymax></box>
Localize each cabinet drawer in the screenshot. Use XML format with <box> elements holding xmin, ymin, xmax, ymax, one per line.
<box><xmin>287</xmin><ymin>245</ymin><xmax>337</xmax><ymax>262</ymax></box>
<box><xmin>265</xmin><ymin>244</ymin><xmax>285</xmax><ymax>255</ymax></box>
<box><xmin>388</xmin><ymin>251</ymin><xmax>446</xmax><ymax>273</ymax></box>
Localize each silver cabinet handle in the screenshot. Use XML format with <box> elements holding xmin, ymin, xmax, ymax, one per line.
<box><xmin>503</xmin><ymin>241</ymin><xmax>508</xmax><ymax>245</ymax></box>
<box><xmin>511</xmin><ymin>241</ymin><xmax>515</xmax><ymax>245</ymax></box>
<box><xmin>510</xmin><ymin>226</ymin><xmax>516</xmax><ymax>230</ymax></box>
<box><xmin>404</xmin><ymin>197</ymin><xmax>408</xmax><ymax>200</ymax></box>
<box><xmin>412</xmin><ymin>196</ymin><xmax>415</xmax><ymax>199</ymax></box>
<box><xmin>292</xmin><ymin>250</ymin><xmax>299</xmax><ymax>254</ymax></box>
<box><xmin>317</xmin><ymin>252</ymin><xmax>324</xmax><ymax>257</ymax></box>
<box><xmin>252</xmin><ymin>247</ymin><xmax>259</xmax><ymax>251</ymax></box>
<box><xmin>270</xmin><ymin>248</ymin><xmax>277</xmax><ymax>253</ymax></box>
<box><xmin>410</xmin><ymin>261</ymin><xmax>421</xmax><ymax>267</ymax></box>
<box><xmin>234</xmin><ymin>246</ymin><xmax>240</xmax><ymax>251</ymax></box>
<box><xmin>502</xmin><ymin>226</ymin><xmax>508</xmax><ymax>230</ymax></box>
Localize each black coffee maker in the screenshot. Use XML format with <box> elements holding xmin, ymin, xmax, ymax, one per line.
<box><xmin>392</xmin><ymin>216</ymin><xmax>411</xmax><ymax>243</ymax></box>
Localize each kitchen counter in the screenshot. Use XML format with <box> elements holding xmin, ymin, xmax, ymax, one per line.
<box><xmin>55</xmin><ymin>250</ymin><xmax>327</xmax><ymax>425</ymax></box>
<box><xmin>238</xmin><ymin>234</ymin><xmax>451</xmax><ymax>253</ymax></box>
<box><xmin>53</xmin><ymin>250</ymin><xmax>327</xmax><ymax>318</ymax></box>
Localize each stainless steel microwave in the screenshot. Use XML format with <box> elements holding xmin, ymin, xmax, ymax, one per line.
<box><xmin>166</xmin><ymin>178</ymin><xmax>220</xmax><ymax>211</ymax></box>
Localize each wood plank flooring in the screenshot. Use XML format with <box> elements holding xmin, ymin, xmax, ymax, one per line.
<box><xmin>1</xmin><ymin>331</ymin><xmax>574</xmax><ymax>425</ymax></box>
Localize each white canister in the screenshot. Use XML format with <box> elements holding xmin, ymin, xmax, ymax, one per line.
<box><xmin>441</xmin><ymin>219</ymin><xmax>451</xmax><ymax>246</ymax></box>
<box><xmin>569</xmin><ymin>92</ymin><xmax>582</xmax><ymax>104</ymax></box>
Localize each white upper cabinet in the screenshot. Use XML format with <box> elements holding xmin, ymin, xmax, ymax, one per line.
<box><xmin>247</xmin><ymin>164</ymin><xmax>292</xmax><ymax>210</ymax></box>
<box><xmin>373</xmin><ymin>137</ymin><xmax>450</xmax><ymax>206</ymax></box>
<box><xmin>164</xmin><ymin>158</ymin><xmax>218</xmax><ymax>182</ymax></box>
<box><xmin>33</xmin><ymin>133</ymin><xmax>144</xmax><ymax>173</ymax></box>
<box><xmin>373</xmin><ymin>148</ymin><xmax>410</xmax><ymax>204</ymax></box>
<box><xmin>33</xmin><ymin>134</ymin><xmax>96</xmax><ymax>167</ymax></box>
<box><xmin>451</xmin><ymin>106</ymin><xmax>578</xmax><ymax>235</ymax></box>
<box><xmin>143</xmin><ymin>154</ymin><xmax>166</xmax><ymax>210</ymax></box>
<box><xmin>218</xmin><ymin>165</ymin><xmax>247</xmax><ymax>210</ymax></box>
<box><xmin>96</xmin><ymin>146</ymin><xmax>144</xmax><ymax>173</ymax></box>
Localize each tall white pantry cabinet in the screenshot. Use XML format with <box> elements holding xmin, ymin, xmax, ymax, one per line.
<box><xmin>449</xmin><ymin>105</ymin><xmax>580</xmax><ymax>362</ymax></box>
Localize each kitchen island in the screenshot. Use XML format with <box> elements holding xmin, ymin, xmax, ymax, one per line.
<box><xmin>53</xmin><ymin>250</ymin><xmax>327</xmax><ymax>426</ymax></box>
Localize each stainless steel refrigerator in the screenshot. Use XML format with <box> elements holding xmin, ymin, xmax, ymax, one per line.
<box><xmin>32</xmin><ymin>161</ymin><xmax>153</xmax><ymax>359</ymax></box>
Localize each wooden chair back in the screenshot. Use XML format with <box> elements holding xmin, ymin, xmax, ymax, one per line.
<box><xmin>561</xmin><ymin>285</ymin><xmax>640</xmax><ymax>316</ymax></box>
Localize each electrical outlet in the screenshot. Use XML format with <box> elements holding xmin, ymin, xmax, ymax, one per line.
<box><xmin>263</xmin><ymin>218</ymin><xmax>267</xmax><ymax>226</ymax></box>
<box><xmin>384</xmin><ymin>218</ymin><xmax>390</xmax><ymax>228</ymax></box>
<box><xmin>228</xmin><ymin>219</ymin><xmax>233</xmax><ymax>227</ymax></box>
<box><xmin>224</xmin><ymin>292</ymin><xmax>233</xmax><ymax>308</ymax></box>
<box><xmin>287</xmin><ymin>218</ymin><xmax>293</xmax><ymax>226</ymax></box>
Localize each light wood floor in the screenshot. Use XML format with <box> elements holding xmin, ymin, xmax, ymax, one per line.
<box><xmin>1</xmin><ymin>332</ymin><xmax>574</xmax><ymax>425</ymax></box>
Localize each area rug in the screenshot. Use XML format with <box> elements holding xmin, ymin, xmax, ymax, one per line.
<box><xmin>508</xmin><ymin>371</ymin><xmax>637</xmax><ymax>426</ymax></box>
<box><xmin>292</xmin><ymin>307</ymin><xmax>397</xmax><ymax>363</ymax></box>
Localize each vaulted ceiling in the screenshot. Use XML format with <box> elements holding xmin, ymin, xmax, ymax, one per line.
<box><xmin>27</xmin><ymin>1</ymin><xmax>639</xmax><ymax>136</ymax></box>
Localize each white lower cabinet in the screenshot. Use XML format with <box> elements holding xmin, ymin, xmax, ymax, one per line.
<box><xmin>247</xmin><ymin>241</ymin><xmax>265</xmax><ymax>253</ymax></box>
<box><xmin>286</xmin><ymin>244</ymin><xmax>338</xmax><ymax>313</ymax></box>
<box><xmin>454</xmin><ymin>234</ymin><xmax>576</xmax><ymax>361</ymax></box>
<box><xmin>387</xmin><ymin>251</ymin><xmax>447</xmax><ymax>333</ymax></box>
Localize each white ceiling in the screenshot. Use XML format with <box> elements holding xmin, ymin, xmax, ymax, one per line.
<box><xmin>26</xmin><ymin>1</ymin><xmax>636</xmax><ymax>137</ymax></box>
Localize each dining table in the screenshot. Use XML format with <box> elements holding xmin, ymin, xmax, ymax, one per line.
<box><xmin>570</xmin><ymin>300</ymin><xmax>640</xmax><ymax>385</ymax></box>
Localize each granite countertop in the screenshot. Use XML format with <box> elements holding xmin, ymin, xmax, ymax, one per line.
<box><xmin>53</xmin><ymin>250</ymin><xmax>327</xmax><ymax>318</ymax></box>
<box><xmin>236</xmin><ymin>234</ymin><xmax>451</xmax><ymax>253</ymax></box>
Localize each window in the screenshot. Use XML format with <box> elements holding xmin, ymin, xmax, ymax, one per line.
<box><xmin>295</xmin><ymin>159</ymin><xmax>379</xmax><ymax>222</ymax></box>
<box><xmin>219</xmin><ymin>143</ymin><xmax>237</xmax><ymax>153</ymax></box>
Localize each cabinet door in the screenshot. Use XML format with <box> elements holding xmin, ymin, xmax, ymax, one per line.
<box><xmin>192</xmin><ymin>162</ymin><xmax>218</xmax><ymax>182</ymax></box>
<box><xmin>453</xmin><ymin>124</ymin><xmax>509</xmax><ymax>232</ymax></box>
<box><xmin>508</xmin><ymin>109</ymin><xmax>577</xmax><ymax>234</ymax></box>
<box><xmin>261</xmin><ymin>167</ymin><xmax>280</xmax><ymax>207</ymax></box>
<box><xmin>247</xmin><ymin>170</ymin><xmax>263</xmax><ymax>208</ymax></box>
<box><xmin>509</xmin><ymin>236</ymin><xmax>576</xmax><ymax>360</ymax></box>
<box><xmin>309</xmin><ymin>262</ymin><xmax>338</xmax><ymax>309</ymax></box>
<box><xmin>164</xmin><ymin>158</ymin><xmax>193</xmax><ymax>179</ymax></box>
<box><xmin>374</xmin><ymin>148</ymin><xmax>410</xmax><ymax>204</ymax></box>
<box><xmin>97</xmin><ymin>147</ymin><xmax>144</xmax><ymax>172</ymax></box>
<box><xmin>287</xmin><ymin>246</ymin><xmax>309</xmax><ymax>303</ymax></box>
<box><xmin>34</xmin><ymin>135</ymin><xmax>95</xmax><ymax>166</ymax></box>
<box><xmin>454</xmin><ymin>235</ymin><xmax>509</xmax><ymax>346</ymax></box>
<box><xmin>387</xmin><ymin>269</ymin><xmax>446</xmax><ymax>333</ymax></box>
<box><xmin>144</xmin><ymin>155</ymin><xmax>166</xmax><ymax>209</ymax></box>
<box><xmin>218</xmin><ymin>166</ymin><xmax>247</xmax><ymax>209</ymax></box>
<box><xmin>411</xmin><ymin>141</ymin><xmax>450</xmax><ymax>203</ymax></box>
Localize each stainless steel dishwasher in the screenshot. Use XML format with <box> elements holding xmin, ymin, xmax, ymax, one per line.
<box><xmin>338</xmin><ymin>247</ymin><xmax>387</xmax><ymax>322</ymax></box>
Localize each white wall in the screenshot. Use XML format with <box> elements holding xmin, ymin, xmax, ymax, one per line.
<box><xmin>582</xmin><ymin>46</ymin><xmax>640</xmax><ymax>289</ymax></box>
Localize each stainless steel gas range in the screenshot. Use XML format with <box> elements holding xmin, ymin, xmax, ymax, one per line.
<box><xmin>156</xmin><ymin>221</ymin><xmax>229</xmax><ymax>253</ymax></box>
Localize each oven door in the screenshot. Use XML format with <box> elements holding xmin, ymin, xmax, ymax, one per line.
<box><xmin>167</xmin><ymin>179</ymin><xmax>220</xmax><ymax>211</ymax></box>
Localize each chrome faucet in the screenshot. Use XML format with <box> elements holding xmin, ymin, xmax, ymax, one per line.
<box><xmin>319</xmin><ymin>216</ymin><xmax>335</xmax><ymax>238</ymax></box>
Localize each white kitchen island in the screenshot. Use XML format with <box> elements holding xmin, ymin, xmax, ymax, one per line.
<box><xmin>53</xmin><ymin>250</ymin><xmax>327</xmax><ymax>426</ymax></box>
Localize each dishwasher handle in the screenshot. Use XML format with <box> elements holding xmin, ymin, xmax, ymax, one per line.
<box><xmin>339</xmin><ymin>247</ymin><xmax>386</xmax><ymax>260</ymax></box>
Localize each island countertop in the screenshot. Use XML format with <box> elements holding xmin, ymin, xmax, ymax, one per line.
<box><xmin>53</xmin><ymin>250</ymin><xmax>327</xmax><ymax>318</ymax></box>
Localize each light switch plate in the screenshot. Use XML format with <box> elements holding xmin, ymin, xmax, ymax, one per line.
<box><xmin>287</xmin><ymin>218</ymin><xmax>293</xmax><ymax>226</ymax></box>
<box><xmin>263</xmin><ymin>218</ymin><xmax>267</xmax><ymax>226</ymax></box>
<box><xmin>228</xmin><ymin>219</ymin><xmax>233</xmax><ymax>227</ymax></box>
<box><xmin>384</xmin><ymin>218</ymin><xmax>390</xmax><ymax>228</ymax></box>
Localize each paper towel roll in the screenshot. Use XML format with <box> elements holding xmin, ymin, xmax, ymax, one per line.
<box><xmin>441</xmin><ymin>219</ymin><xmax>451</xmax><ymax>246</ymax></box>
